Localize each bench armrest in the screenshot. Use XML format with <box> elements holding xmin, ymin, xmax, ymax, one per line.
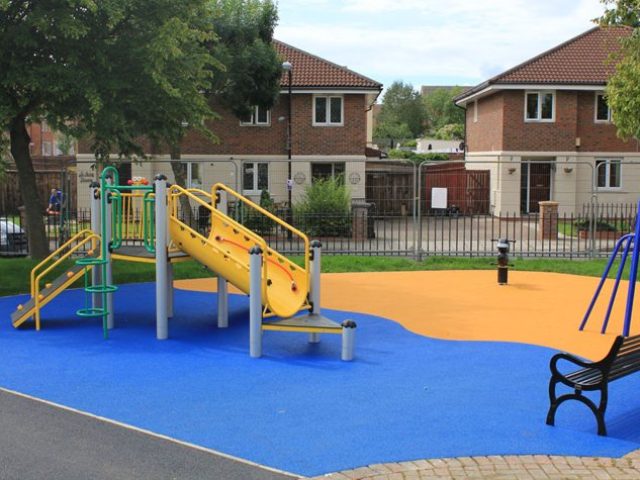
<box><xmin>550</xmin><ymin>352</ymin><xmax>599</xmax><ymax>378</ymax></box>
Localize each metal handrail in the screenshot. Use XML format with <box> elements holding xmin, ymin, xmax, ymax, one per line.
<box><xmin>30</xmin><ymin>229</ymin><xmax>101</xmax><ymax>330</ymax></box>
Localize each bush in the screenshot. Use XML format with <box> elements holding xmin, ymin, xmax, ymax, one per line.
<box><xmin>294</xmin><ymin>177</ymin><xmax>351</xmax><ymax>237</ymax></box>
<box><xmin>574</xmin><ymin>219</ymin><xmax>618</xmax><ymax>232</ymax></box>
<box><xmin>239</xmin><ymin>189</ymin><xmax>276</xmax><ymax>237</ymax></box>
<box><xmin>401</xmin><ymin>139</ymin><xmax>417</xmax><ymax>148</ymax></box>
<box><xmin>388</xmin><ymin>149</ymin><xmax>449</xmax><ymax>164</ymax></box>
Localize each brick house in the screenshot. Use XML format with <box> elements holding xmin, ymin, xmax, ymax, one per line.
<box><xmin>455</xmin><ymin>26</ymin><xmax>640</xmax><ymax>215</ymax></box>
<box><xmin>75</xmin><ymin>40</ymin><xmax>382</xmax><ymax>209</ymax></box>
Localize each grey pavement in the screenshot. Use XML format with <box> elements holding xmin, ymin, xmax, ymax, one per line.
<box><xmin>0</xmin><ymin>389</ymin><xmax>297</xmax><ymax>480</ymax></box>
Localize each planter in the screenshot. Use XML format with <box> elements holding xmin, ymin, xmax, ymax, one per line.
<box><xmin>578</xmin><ymin>230</ymin><xmax>620</xmax><ymax>240</ymax></box>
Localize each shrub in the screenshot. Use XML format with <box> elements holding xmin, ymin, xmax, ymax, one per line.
<box><xmin>574</xmin><ymin>219</ymin><xmax>618</xmax><ymax>232</ymax></box>
<box><xmin>239</xmin><ymin>189</ymin><xmax>276</xmax><ymax>237</ymax></box>
<box><xmin>388</xmin><ymin>149</ymin><xmax>449</xmax><ymax>164</ymax></box>
<box><xmin>294</xmin><ymin>177</ymin><xmax>351</xmax><ymax>237</ymax></box>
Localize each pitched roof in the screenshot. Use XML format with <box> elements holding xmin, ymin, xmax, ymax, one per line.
<box><xmin>456</xmin><ymin>26</ymin><xmax>632</xmax><ymax>103</ymax></box>
<box><xmin>274</xmin><ymin>40</ymin><xmax>382</xmax><ymax>91</ymax></box>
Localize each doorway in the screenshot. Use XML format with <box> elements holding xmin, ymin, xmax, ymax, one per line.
<box><xmin>520</xmin><ymin>158</ymin><xmax>554</xmax><ymax>214</ymax></box>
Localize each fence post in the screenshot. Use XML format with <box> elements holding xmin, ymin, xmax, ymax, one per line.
<box><xmin>538</xmin><ymin>201</ymin><xmax>559</xmax><ymax>240</ymax></box>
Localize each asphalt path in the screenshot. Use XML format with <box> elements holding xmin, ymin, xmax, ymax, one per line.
<box><xmin>0</xmin><ymin>389</ymin><xmax>299</xmax><ymax>480</ymax></box>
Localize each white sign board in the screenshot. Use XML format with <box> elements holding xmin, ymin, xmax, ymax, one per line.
<box><xmin>431</xmin><ymin>188</ymin><xmax>448</xmax><ymax>209</ymax></box>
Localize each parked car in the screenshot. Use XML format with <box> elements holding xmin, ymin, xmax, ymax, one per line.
<box><xmin>0</xmin><ymin>218</ymin><xmax>28</xmax><ymax>256</ymax></box>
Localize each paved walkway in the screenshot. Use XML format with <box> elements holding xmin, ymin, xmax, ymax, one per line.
<box><xmin>307</xmin><ymin>451</ymin><xmax>640</xmax><ymax>480</ymax></box>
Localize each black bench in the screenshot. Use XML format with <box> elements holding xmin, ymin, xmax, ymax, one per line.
<box><xmin>546</xmin><ymin>334</ymin><xmax>640</xmax><ymax>436</ymax></box>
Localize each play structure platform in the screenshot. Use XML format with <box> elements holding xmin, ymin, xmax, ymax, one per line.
<box><xmin>11</xmin><ymin>168</ymin><xmax>356</xmax><ymax>360</ymax></box>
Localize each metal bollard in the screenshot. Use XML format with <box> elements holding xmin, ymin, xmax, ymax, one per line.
<box><xmin>341</xmin><ymin>320</ymin><xmax>357</xmax><ymax>361</ymax></box>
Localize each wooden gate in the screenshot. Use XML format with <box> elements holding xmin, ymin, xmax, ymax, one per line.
<box><xmin>424</xmin><ymin>163</ymin><xmax>490</xmax><ymax>214</ymax></box>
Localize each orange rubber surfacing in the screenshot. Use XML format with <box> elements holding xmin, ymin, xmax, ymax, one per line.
<box><xmin>176</xmin><ymin>270</ymin><xmax>640</xmax><ymax>361</ymax></box>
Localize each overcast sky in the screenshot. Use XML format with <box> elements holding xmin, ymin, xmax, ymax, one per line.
<box><xmin>275</xmin><ymin>0</ymin><xmax>607</xmax><ymax>94</ymax></box>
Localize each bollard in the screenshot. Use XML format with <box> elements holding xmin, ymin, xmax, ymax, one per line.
<box><xmin>341</xmin><ymin>320</ymin><xmax>357</xmax><ymax>361</ymax></box>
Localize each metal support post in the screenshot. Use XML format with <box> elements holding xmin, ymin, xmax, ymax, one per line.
<box><xmin>90</xmin><ymin>182</ymin><xmax>102</xmax><ymax>311</ymax></box>
<box><xmin>217</xmin><ymin>190</ymin><xmax>229</xmax><ymax>328</ymax></box>
<box><xmin>105</xmin><ymin>180</ymin><xmax>114</xmax><ymax>330</ymax></box>
<box><xmin>309</xmin><ymin>240</ymin><xmax>322</xmax><ymax>343</ymax></box>
<box><xmin>155</xmin><ymin>175</ymin><xmax>169</xmax><ymax>340</ymax></box>
<box><xmin>167</xmin><ymin>262</ymin><xmax>174</xmax><ymax>318</ymax></box>
<box><xmin>341</xmin><ymin>320</ymin><xmax>357</xmax><ymax>361</ymax></box>
<box><xmin>249</xmin><ymin>246</ymin><xmax>263</xmax><ymax>358</ymax></box>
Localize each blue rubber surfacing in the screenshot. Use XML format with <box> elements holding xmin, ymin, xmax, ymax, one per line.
<box><xmin>2</xmin><ymin>283</ymin><xmax>640</xmax><ymax>477</ymax></box>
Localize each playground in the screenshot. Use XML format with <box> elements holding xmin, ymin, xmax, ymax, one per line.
<box><xmin>3</xmin><ymin>168</ymin><xmax>640</xmax><ymax>478</ymax></box>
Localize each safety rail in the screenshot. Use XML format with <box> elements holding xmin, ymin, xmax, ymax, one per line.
<box><xmin>212</xmin><ymin>183</ymin><xmax>310</xmax><ymax>274</ymax></box>
<box><xmin>168</xmin><ymin>185</ymin><xmax>268</xmax><ymax>280</ymax></box>
<box><xmin>30</xmin><ymin>229</ymin><xmax>100</xmax><ymax>330</ymax></box>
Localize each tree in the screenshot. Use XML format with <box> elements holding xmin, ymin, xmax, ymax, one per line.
<box><xmin>598</xmin><ymin>1</ymin><xmax>640</xmax><ymax>141</ymax></box>
<box><xmin>0</xmin><ymin>1</ymin><xmax>217</xmax><ymax>258</ymax></box>
<box><xmin>375</xmin><ymin>81</ymin><xmax>426</xmax><ymax>144</ymax></box>
<box><xmin>373</xmin><ymin>121</ymin><xmax>413</xmax><ymax>149</ymax></box>
<box><xmin>168</xmin><ymin>0</ymin><xmax>282</xmax><ymax>222</ymax></box>
<box><xmin>423</xmin><ymin>86</ymin><xmax>465</xmax><ymax>135</ymax></box>
<box><xmin>434</xmin><ymin>123</ymin><xmax>464</xmax><ymax>141</ymax></box>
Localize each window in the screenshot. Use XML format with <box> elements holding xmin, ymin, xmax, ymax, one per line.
<box><xmin>42</xmin><ymin>141</ymin><xmax>52</xmax><ymax>156</ymax></box>
<box><xmin>311</xmin><ymin>162</ymin><xmax>345</xmax><ymax>183</ymax></box>
<box><xmin>313</xmin><ymin>96</ymin><xmax>343</xmax><ymax>126</ymax></box>
<box><xmin>473</xmin><ymin>100</ymin><xmax>478</xmax><ymax>123</ymax></box>
<box><xmin>596</xmin><ymin>159</ymin><xmax>621</xmax><ymax>189</ymax></box>
<box><xmin>525</xmin><ymin>91</ymin><xmax>555</xmax><ymax>122</ymax></box>
<box><xmin>180</xmin><ymin>162</ymin><xmax>202</xmax><ymax>188</ymax></box>
<box><xmin>242</xmin><ymin>162</ymin><xmax>269</xmax><ymax>193</ymax></box>
<box><xmin>595</xmin><ymin>93</ymin><xmax>612</xmax><ymax>123</ymax></box>
<box><xmin>41</xmin><ymin>121</ymin><xmax>50</xmax><ymax>133</ymax></box>
<box><xmin>240</xmin><ymin>106</ymin><xmax>270</xmax><ymax>126</ymax></box>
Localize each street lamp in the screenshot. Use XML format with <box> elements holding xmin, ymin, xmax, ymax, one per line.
<box><xmin>282</xmin><ymin>61</ymin><xmax>293</xmax><ymax>234</ymax></box>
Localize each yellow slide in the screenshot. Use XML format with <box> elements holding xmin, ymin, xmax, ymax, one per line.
<box><xmin>168</xmin><ymin>184</ymin><xmax>310</xmax><ymax>319</ymax></box>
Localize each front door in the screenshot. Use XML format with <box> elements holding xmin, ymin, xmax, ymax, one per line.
<box><xmin>520</xmin><ymin>160</ymin><xmax>553</xmax><ymax>214</ymax></box>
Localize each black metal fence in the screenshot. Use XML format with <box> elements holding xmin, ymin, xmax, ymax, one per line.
<box><xmin>2</xmin><ymin>202</ymin><xmax>635</xmax><ymax>259</ymax></box>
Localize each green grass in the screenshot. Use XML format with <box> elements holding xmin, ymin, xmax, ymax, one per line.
<box><xmin>0</xmin><ymin>255</ymin><xmax>628</xmax><ymax>297</ymax></box>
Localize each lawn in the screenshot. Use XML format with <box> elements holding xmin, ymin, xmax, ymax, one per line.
<box><xmin>0</xmin><ymin>255</ymin><xmax>626</xmax><ymax>297</ymax></box>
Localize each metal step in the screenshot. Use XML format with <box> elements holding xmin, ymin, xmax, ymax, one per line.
<box><xmin>262</xmin><ymin>313</ymin><xmax>343</xmax><ymax>334</ymax></box>
<box><xmin>11</xmin><ymin>263</ymin><xmax>87</xmax><ymax>328</ymax></box>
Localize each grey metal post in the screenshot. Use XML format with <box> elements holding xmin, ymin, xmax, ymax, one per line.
<box><xmin>89</xmin><ymin>181</ymin><xmax>102</xmax><ymax>310</ymax></box>
<box><xmin>167</xmin><ymin>262</ymin><xmax>174</xmax><ymax>318</ymax></box>
<box><xmin>217</xmin><ymin>190</ymin><xmax>229</xmax><ymax>328</ymax></box>
<box><xmin>249</xmin><ymin>246</ymin><xmax>263</xmax><ymax>358</ymax></box>
<box><xmin>309</xmin><ymin>240</ymin><xmax>322</xmax><ymax>343</ymax></box>
<box><xmin>105</xmin><ymin>178</ymin><xmax>114</xmax><ymax>329</ymax></box>
<box><xmin>341</xmin><ymin>320</ymin><xmax>357</xmax><ymax>361</ymax></box>
<box><xmin>155</xmin><ymin>175</ymin><xmax>169</xmax><ymax>340</ymax></box>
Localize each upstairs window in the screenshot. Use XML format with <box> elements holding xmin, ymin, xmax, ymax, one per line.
<box><xmin>313</xmin><ymin>96</ymin><xmax>343</xmax><ymax>126</ymax></box>
<box><xmin>240</xmin><ymin>106</ymin><xmax>270</xmax><ymax>126</ymax></box>
<box><xmin>596</xmin><ymin>159</ymin><xmax>621</xmax><ymax>189</ymax></box>
<box><xmin>525</xmin><ymin>91</ymin><xmax>554</xmax><ymax>122</ymax></box>
<box><xmin>595</xmin><ymin>93</ymin><xmax>612</xmax><ymax>123</ymax></box>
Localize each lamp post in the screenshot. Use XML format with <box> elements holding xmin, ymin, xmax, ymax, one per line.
<box><xmin>282</xmin><ymin>61</ymin><xmax>293</xmax><ymax>235</ymax></box>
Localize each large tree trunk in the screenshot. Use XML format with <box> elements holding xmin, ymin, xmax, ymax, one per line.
<box><xmin>169</xmin><ymin>144</ymin><xmax>194</xmax><ymax>228</ymax></box>
<box><xmin>9</xmin><ymin>115</ymin><xmax>49</xmax><ymax>259</ymax></box>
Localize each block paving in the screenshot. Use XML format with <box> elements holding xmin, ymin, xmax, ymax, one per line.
<box><xmin>305</xmin><ymin>450</ymin><xmax>640</xmax><ymax>479</ymax></box>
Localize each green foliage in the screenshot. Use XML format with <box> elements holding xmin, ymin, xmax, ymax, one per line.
<box><xmin>209</xmin><ymin>0</ymin><xmax>282</xmax><ymax>119</ymax></box>
<box><xmin>598</xmin><ymin>0</ymin><xmax>640</xmax><ymax>26</ymax></box>
<box><xmin>375</xmin><ymin>81</ymin><xmax>426</xmax><ymax>142</ymax></box>
<box><xmin>401</xmin><ymin>139</ymin><xmax>417</xmax><ymax>147</ymax></box>
<box><xmin>56</xmin><ymin>132</ymin><xmax>75</xmax><ymax>156</ymax></box>
<box><xmin>239</xmin><ymin>189</ymin><xmax>276</xmax><ymax>236</ymax></box>
<box><xmin>423</xmin><ymin>86</ymin><xmax>465</xmax><ymax>136</ymax></box>
<box><xmin>373</xmin><ymin>121</ymin><xmax>413</xmax><ymax>148</ymax></box>
<box><xmin>434</xmin><ymin>123</ymin><xmax>464</xmax><ymax>140</ymax></box>
<box><xmin>388</xmin><ymin>149</ymin><xmax>449</xmax><ymax>163</ymax></box>
<box><xmin>294</xmin><ymin>177</ymin><xmax>351</xmax><ymax>237</ymax></box>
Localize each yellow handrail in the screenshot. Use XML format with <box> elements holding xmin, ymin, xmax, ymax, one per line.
<box><xmin>168</xmin><ymin>184</ymin><xmax>269</xmax><ymax>290</ymax></box>
<box><xmin>211</xmin><ymin>183</ymin><xmax>310</xmax><ymax>273</ymax></box>
<box><xmin>30</xmin><ymin>229</ymin><xmax>101</xmax><ymax>330</ymax></box>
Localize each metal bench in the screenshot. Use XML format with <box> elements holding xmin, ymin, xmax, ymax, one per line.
<box><xmin>546</xmin><ymin>334</ymin><xmax>640</xmax><ymax>435</ymax></box>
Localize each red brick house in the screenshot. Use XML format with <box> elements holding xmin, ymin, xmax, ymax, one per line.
<box><xmin>455</xmin><ymin>26</ymin><xmax>640</xmax><ymax>215</ymax></box>
<box><xmin>76</xmin><ymin>40</ymin><xmax>382</xmax><ymax>208</ymax></box>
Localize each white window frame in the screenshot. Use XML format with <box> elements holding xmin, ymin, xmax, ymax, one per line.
<box><xmin>240</xmin><ymin>106</ymin><xmax>271</xmax><ymax>126</ymax></box>
<box><xmin>524</xmin><ymin>91</ymin><xmax>555</xmax><ymax>123</ymax></box>
<box><xmin>242</xmin><ymin>162</ymin><xmax>269</xmax><ymax>195</ymax></box>
<box><xmin>594</xmin><ymin>92</ymin><xmax>612</xmax><ymax>123</ymax></box>
<box><xmin>313</xmin><ymin>95</ymin><xmax>344</xmax><ymax>126</ymax></box>
<box><xmin>186</xmin><ymin>162</ymin><xmax>202</xmax><ymax>188</ymax></box>
<box><xmin>473</xmin><ymin>100</ymin><xmax>478</xmax><ymax>123</ymax></box>
<box><xmin>595</xmin><ymin>158</ymin><xmax>622</xmax><ymax>190</ymax></box>
<box><xmin>42</xmin><ymin>141</ymin><xmax>52</xmax><ymax>156</ymax></box>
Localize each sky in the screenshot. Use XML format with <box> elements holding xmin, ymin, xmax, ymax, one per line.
<box><xmin>274</xmin><ymin>0</ymin><xmax>608</xmax><ymax>94</ymax></box>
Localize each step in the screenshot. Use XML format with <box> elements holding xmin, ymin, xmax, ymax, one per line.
<box><xmin>262</xmin><ymin>313</ymin><xmax>343</xmax><ymax>334</ymax></box>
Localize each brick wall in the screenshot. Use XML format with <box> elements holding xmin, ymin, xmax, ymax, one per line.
<box><xmin>466</xmin><ymin>89</ymin><xmax>640</xmax><ymax>154</ymax></box>
<box><xmin>79</xmin><ymin>93</ymin><xmax>368</xmax><ymax>157</ymax></box>
<box><xmin>466</xmin><ymin>94</ymin><xmax>504</xmax><ymax>152</ymax></box>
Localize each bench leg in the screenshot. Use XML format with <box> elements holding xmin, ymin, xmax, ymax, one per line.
<box><xmin>546</xmin><ymin>386</ymin><xmax>608</xmax><ymax>436</ymax></box>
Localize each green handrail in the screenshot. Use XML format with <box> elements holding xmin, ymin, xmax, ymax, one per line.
<box><xmin>143</xmin><ymin>191</ymin><xmax>156</xmax><ymax>253</ymax></box>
